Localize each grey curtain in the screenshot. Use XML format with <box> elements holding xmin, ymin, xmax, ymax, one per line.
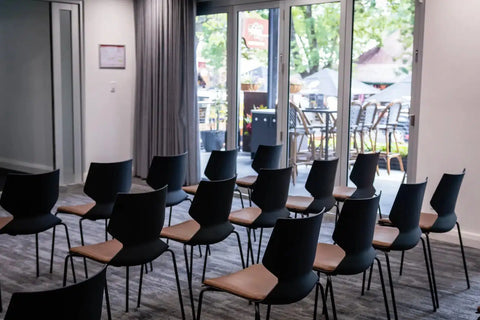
<box><xmin>133</xmin><ymin>0</ymin><xmax>200</xmax><ymax>184</ymax></box>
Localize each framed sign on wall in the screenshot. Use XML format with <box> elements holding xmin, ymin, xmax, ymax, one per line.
<box><xmin>99</xmin><ymin>44</ymin><xmax>125</xmax><ymax>69</ymax></box>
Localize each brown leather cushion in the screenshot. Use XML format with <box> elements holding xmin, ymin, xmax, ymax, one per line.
<box><xmin>229</xmin><ymin>207</ymin><xmax>262</xmax><ymax>227</ymax></box>
<box><xmin>286</xmin><ymin>195</ymin><xmax>314</xmax><ymax>212</ymax></box>
<box><xmin>70</xmin><ymin>239</ymin><xmax>122</xmax><ymax>263</ymax></box>
<box><xmin>372</xmin><ymin>225</ymin><xmax>400</xmax><ymax>249</ymax></box>
<box><xmin>203</xmin><ymin>264</ymin><xmax>278</xmax><ymax>301</ymax></box>
<box><xmin>57</xmin><ymin>202</ymin><xmax>95</xmax><ymax>217</ymax></box>
<box><xmin>419</xmin><ymin>212</ymin><xmax>438</xmax><ymax>231</ymax></box>
<box><xmin>160</xmin><ymin>220</ymin><xmax>200</xmax><ymax>243</ymax></box>
<box><xmin>182</xmin><ymin>184</ymin><xmax>198</xmax><ymax>195</ymax></box>
<box><xmin>0</xmin><ymin>216</ymin><xmax>13</xmax><ymax>230</ymax></box>
<box><xmin>333</xmin><ymin>186</ymin><xmax>356</xmax><ymax>201</ymax></box>
<box><xmin>313</xmin><ymin>243</ymin><xmax>346</xmax><ymax>273</ymax></box>
<box><xmin>235</xmin><ymin>175</ymin><xmax>257</xmax><ymax>188</ymax></box>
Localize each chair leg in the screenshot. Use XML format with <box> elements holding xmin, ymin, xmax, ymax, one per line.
<box><xmin>367</xmin><ymin>261</ymin><xmax>374</xmax><ymax>291</ymax></box>
<box><xmin>0</xmin><ymin>282</ymin><xmax>2</xmax><ymax>313</ymax></box>
<box><xmin>168</xmin><ymin>206</ymin><xmax>173</xmax><ymax>227</ymax></box>
<box><xmin>167</xmin><ymin>249</ymin><xmax>186</xmax><ymax>320</ymax></box>
<box><xmin>60</xmin><ymin>223</ymin><xmax>76</xmax><ymax>283</ymax></box>
<box><xmin>327</xmin><ymin>276</ymin><xmax>337</xmax><ymax>320</ymax></box>
<box><xmin>232</xmin><ymin>231</ymin><xmax>245</xmax><ymax>269</ymax></box>
<box><xmin>248</xmin><ymin>188</ymin><xmax>252</xmax><ymax>207</ymax></box>
<box><xmin>266</xmin><ymin>304</ymin><xmax>271</xmax><ymax>320</ymax></box>
<box><xmin>35</xmin><ymin>233</ymin><xmax>40</xmax><ymax>277</ymax></box>
<box><xmin>63</xmin><ymin>254</ymin><xmax>71</xmax><ymax>286</ymax></box>
<box><xmin>125</xmin><ymin>266</ymin><xmax>129</xmax><ymax>312</ymax></box>
<box><xmin>50</xmin><ymin>225</ymin><xmax>56</xmax><ymax>273</ymax></box>
<box><xmin>375</xmin><ymin>257</ymin><xmax>391</xmax><ymax>320</ymax></box>
<box><xmin>137</xmin><ymin>263</ymin><xmax>144</xmax><ymax>308</ymax></box>
<box><xmin>105</xmin><ymin>276</ymin><xmax>112</xmax><ymax>320</ymax></box>
<box><xmin>254</xmin><ymin>302</ymin><xmax>261</xmax><ymax>320</ymax></box>
<box><xmin>197</xmin><ymin>287</ymin><xmax>212</xmax><ymax>320</ymax></box>
<box><xmin>105</xmin><ymin>219</ymin><xmax>108</xmax><ymax>241</ymax></box>
<box><xmin>246</xmin><ymin>228</ymin><xmax>254</xmax><ymax>267</ymax></box>
<box><xmin>235</xmin><ymin>188</ymin><xmax>245</xmax><ymax>208</ymax></box>
<box><xmin>420</xmin><ymin>237</ymin><xmax>436</xmax><ymax>311</ymax></box>
<box><xmin>456</xmin><ymin>222</ymin><xmax>470</xmax><ymax>288</ymax></box>
<box><xmin>384</xmin><ymin>252</ymin><xmax>398</xmax><ymax>320</ymax></box>
<box><xmin>184</xmin><ymin>244</ymin><xmax>196</xmax><ymax>320</ymax></box>
<box><xmin>79</xmin><ymin>218</ymin><xmax>89</xmax><ymax>278</ymax></box>
<box><xmin>256</xmin><ymin>228</ymin><xmax>264</xmax><ymax>264</ymax></box>
<box><xmin>202</xmin><ymin>245</ymin><xmax>209</xmax><ymax>283</ymax></box>
<box><xmin>425</xmin><ymin>233</ymin><xmax>439</xmax><ymax>308</ymax></box>
<box><xmin>399</xmin><ymin>251</ymin><xmax>405</xmax><ymax>276</ymax></box>
<box><xmin>313</xmin><ymin>272</ymin><xmax>329</xmax><ymax>320</ymax></box>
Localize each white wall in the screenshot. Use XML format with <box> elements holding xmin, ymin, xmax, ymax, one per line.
<box><xmin>417</xmin><ymin>0</ymin><xmax>480</xmax><ymax>247</ymax></box>
<box><xmin>0</xmin><ymin>0</ymin><xmax>53</xmax><ymax>172</ymax></box>
<box><xmin>83</xmin><ymin>0</ymin><xmax>136</xmax><ymax>170</ymax></box>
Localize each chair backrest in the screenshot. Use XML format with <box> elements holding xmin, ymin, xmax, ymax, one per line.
<box><xmin>289</xmin><ymin>102</ymin><xmax>312</xmax><ymax>135</ymax></box>
<box><xmin>350</xmin><ymin>101</ymin><xmax>362</xmax><ymax>129</ymax></box>
<box><xmin>0</xmin><ymin>169</ymin><xmax>59</xmax><ymax>218</ymax></box>
<box><xmin>204</xmin><ymin>149</ymin><xmax>237</xmax><ymax>181</ymax></box>
<box><xmin>385</xmin><ymin>101</ymin><xmax>402</xmax><ymax>126</ymax></box>
<box><xmin>251</xmin><ymin>167</ymin><xmax>292</xmax><ymax>227</ymax></box>
<box><xmin>262</xmin><ymin>214</ymin><xmax>323</xmax><ymax>304</ymax></box>
<box><xmin>349</xmin><ymin>152</ymin><xmax>379</xmax><ymax>198</ymax></box>
<box><xmin>251</xmin><ymin>144</ymin><xmax>282</xmax><ymax>174</ymax></box>
<box><xmin>189</xmin><ymin>176</ymin><xmax>236</xmax><ymax>243</ymax></box>
<box><xmin>361</xmin><ymin>101</ymin><xmax>378</xmax><ymax>128</ymax></box>
<box><xmin>389</xmin><ymin>180</ymin><xmax>427</xmax><ymax>250</ymax></box>
<box><xmin>333</xmin><ymin>195</ymin><xmax>380</xmax><ymax>275</ymax></box>
<box><xmin>429</xmin><ymin>169</ymin><xmax>465</xmax><ymax>232</ymax></box>
<box><xmin>146</xmin><ymin>153</ymin><xmax>188</xmax><ymax>206</ymax></box>
<box><xmin>83</xmin><ymin>160</ymin><xmax>132</xmax><ymax>219</ymax></box>
<box><xmin>304</xmin><ymin>158</ymin><xmax>338</xmax><ymax>213</ymax></box>
<box><xmin>108</xmin><ymin>186</ymin><xmax>167</xmax><ymax>266</ymax></box>
<box><xmin>5</xmin><ymin>267</ymin><xmax>107</xmax><ymax>320</ymax></box>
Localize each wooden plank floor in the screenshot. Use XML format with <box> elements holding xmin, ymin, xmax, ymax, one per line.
<box><xmin>0</xmin><ymin>180</ymin><xmax>478</xmax><ymax>319</ymax></box>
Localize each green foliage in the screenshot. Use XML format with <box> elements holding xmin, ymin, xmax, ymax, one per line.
<box><xmin>196</xmin><ymin>14</ymin><xmax>227</xmax><ymax>71</ymax></box>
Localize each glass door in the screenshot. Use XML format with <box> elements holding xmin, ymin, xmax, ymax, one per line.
<box><xmin>235</xmin><ymin>5</ymin><xmax>281</xmax><ymax>178</ymax></box>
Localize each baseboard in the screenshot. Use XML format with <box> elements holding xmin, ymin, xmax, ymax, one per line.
<box><xmin>430</xmin><ymin>228</ymin><xmax>480</xmax><ymax>249</ymax></box>
<box><xmin>0</xmin><ymin>156</ymin><xmax>53</xmax><ymax>174</ymax></box>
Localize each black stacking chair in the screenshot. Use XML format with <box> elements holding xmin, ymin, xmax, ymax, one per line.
<box><xmin>286</xmin><ymin>158</ymin><xmax>338</xmax><ymax>217</ymax></box>
<box><xmin>369</xmin><ymin>181</ymin><xmax>433</xmax><ymax>320</ymax></box>
<box><xmin>235</xmin><ymin>144</ymin><xmax>282</xmax><ymax>207</ymax></box>
<box><xmin>55</xmin><ymin>159</ymin><xmax>132</xmax><ymax>272</ymax></box>
<box><xmin>333</xmin><ymin>152</ymin><xmax>379</xmax><ymax>218</ymax></box>
<box><xmin>197</xmin><ymin>214</ymin><xmax>323</xmax><ymax>320</ymax></box>
<box><xmin>63</xmin><ymin>187</ymin><xmax>185</xmax><ymax>319</ymax></box>
<box><xmin>161</xmin><ymin>176</ymin><xmax>243</xmax><ymax>319</ymax></box>
<box><xmin>229</xmin><ymin>167</ymin><xmax>292</xmax><ymax>266</ymax></box>
<box><xmin>313</xmin><ymin>195</ymin><xmax>389</xmax><ymax>320</ymax></box>
<box><xmin>0</xmin><ymin>169</ymin><xmax>73</xmax><ymax>278</ymax></box>
<box><xmin>416</xmin><ymin>169</ymin><xmax>468</xmax><ymax>309</ymax></box>
<box><xmin>182</xmin><ymin>149</ymin><xmax>238</xmax><ymax>204</ymax></box>
<box><xmin>5</xmin><ymin>267</ymin><xmax>108</xmax><ymax>320</ymax></box>
<box><xmin>146</xmin><ymin>153</ymin><xmax>190</xmax><ymax>227</ymax></box>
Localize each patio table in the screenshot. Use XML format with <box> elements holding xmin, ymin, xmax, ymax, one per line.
<box><xmin>303</xmin><ymin>108</ymin><xmax>337</xmax><ymax>159</ymax></box>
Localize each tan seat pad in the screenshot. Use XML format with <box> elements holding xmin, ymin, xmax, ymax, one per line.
<box><xmin>70</xmin><ymin>239</ymin><xmax>122</xmax><ymax>263</ymax></box>
<box><xmin>182</xmin><ymin>184</ymin><xmax>198</xmax><ymax>195</ymax></box>
<box><xmin>419</xmin><ymin>212</ymin><xmax>438</xmax><ymax>231</ymax></box>
<box><xmin>313</xmin><ymin>243</ymin><xmax>346</xmax><ymax>273</ymax></box>
<box><xmin>204</xmin><ymin>264</ymin><xmax>278</xmax><ymax>301</ymax></box>
<box><xmin>373</xmin><ymin>225</ymin><xmax>399</xmax><ymax>249</ymax></box>
<box><xmin>57</xmin><ymin>202</ymin><xmax>95</xmax><ymax>217</ymax></box>
<box><xmin>333</xmin><ymin>186</ymin><xmax>356</xmax><ymax>201</ymax></box>
<box><xmin>286</xmin><ymin>195</ymin><xmax>314</xmax><ymax>212</ymax></box>
<box><xmin>160</xmin><ymin>220</ymin><xmax>200</xmax><ymax>243</ymax></box>
<box><xmin>229</xmin><ymin>207</ymin><xmax>262</xmax><ymax>227</ymax></box>
<box><xmin>235</xmin><ymin>175</ymin><xmax>257</xmax><ymax>188</ymax></box>
<box><xmin>0</xmin><ymin>216</ymin><xmax>13</xmax><ymax>230</ymax></box>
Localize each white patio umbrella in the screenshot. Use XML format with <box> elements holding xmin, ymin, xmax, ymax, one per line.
<box><xmin>300</xmin><ymin>68</ymin><xmax>379</xmax><ymax>96</ymax></box>
<box><xmin>366</xmin><ymin>75</ymin><xmax>411</xmax><ymax>103</ymax></box>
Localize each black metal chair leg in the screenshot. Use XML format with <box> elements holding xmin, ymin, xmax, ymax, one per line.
<box><xmin>79</xmin><ymin>218</ymin><xmax>89</xmax><ymax>278</ymax></box>
<box><xmin>105</xmin><ymin>276</ymin><xmax>112</xmax><ymax>320</ymax></box>
<box><xmin>384</xmin><ymin>252</ymin><xmax>398</xmax><ymax>320</ymax></box>
<box><xmin>202</xmin><ymin>245</ymin><xmax>210</xmax><ymax>283</ymax></box>
<box><xmin>254</xmin><ymin>302</ymin><xmax>260</xmax><ymax>320</ymax></box>
<box><xmin>314</xmin><ymin>271</ymin><xmax>328</xmax><ymax>320</ymax></box>
<box><xmin>233</xmin><ymin>231</ymin><xmax>245</xmax><ymax>268</ymax></box>
<box><xmin>34</xmin><ymin>233</ymin><xmax>39</xmax><ymax>277</ymax></box>
<box><xmin>248</xmin><ymin>188</ymin><xmax>252</xmax><ymax>207</ymax></box>
<box><xmin>235</xmin><ymin>188</ymin><xmax>245</xmax><ymax>209</ymax></box>
<box><xmin>367</xmin><ymin>261</ymin><xmax>374</xmax><ymax>291</ymax></box>
<box><xmin>105</xmin><ymin>219</ymin><xmax>108</xmax><ymax>241</ymax></box>
<box><xmin>425</xmin><ymin>233</ymin><xmax>439</xmax><ymax>308</ymax></box>
<box><xmin>256</xmin><ymin>228</ymin><xmax>264</xmax><ymax>264</ymax></box>
<box><xmin>246</xmin><ymin>228</ymin><xmax>254</xmax><ymax>267</ymax></box>
<box><xmin>125</xmin><ymin>266</ymin><xmax>129</xmax><ymax>312</ymax></box>
<box><xmin>266</xmin><ymin>304</ymin><xmax>271</xmax><ymax>320</ymax></box>
<box><xmin>327</xmin><ymin>276</ymin><xmax>337</xmax><ymax>320</ymax></box>
<box><xmin>0</xmin><ymin>282</ymin><xmax>2</xmax><ymax>313</ymax></box>
<box><xmin>137</xmin><ymin>263</ymin><xmax>144</xmax><ymax>308</ymax></box>
<box><xmin>399</xmin><ymin>250</ymin><xmax>405</xmax><ymax>276</ymax></box>
<box><xmin>375</xmin><ymin>257</ymin><xmax>391</xmax><ymax>320</ymax></box>
<box><xmin>168</xmin><ymin>249</ymin><xmax>186</xmax><ymax>320</ymax></box>
<box><xmin>168</xmin><ymin>206</ymin><xmax>173</xmax><ymax>227</ymax></box>
<box><xmin>50</xmin><ymin>225</ymin><xmax>56</xmax><ymax>273</ymax></box>
<box><xmin>421</xmin><ymin>237</ymin><xmax>436</xmax><ymax>311</ymax></box>
<box><xmin>456</xmin><ymin>222</ymin><xmax>470</xmax><ymax>288</ymax></box>
<box><xmin>60</xmin><ymin>223</ymin><xmax>76</xmax><ymax>283</ymax></box>
<box><xmin>184</xmin><ymin>244</ymin><xmax>196</xmax><ymax>320</ymax></box>
<box><xmin>63</xmin><ymin>254</ymin><xmax>71</xmax><ymax>286</ymax></box>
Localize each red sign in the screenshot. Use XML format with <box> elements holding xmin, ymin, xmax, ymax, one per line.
<box><xmin>242</xmin><ymin>18</ymin><xmax>269</xmax><ymax>50</ymax></box>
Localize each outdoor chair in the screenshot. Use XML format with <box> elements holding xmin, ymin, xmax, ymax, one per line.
<box><xmin>5</xmin><ymin>267</ymin><xmax>108</xmax><ymax>320</ymax></box>
<box><xmin>229</xmin><ymin>167</ymin><xmax>292</xmax><ymax>266</ymax></box>
<box><xmin>286</xmin><ymin>158</ymin><xmax>338</xmax><ymax>217</ymax></box>
<box><xmin>358</xmin><ymin>101</ymin><xmax>378</xmax><ymax>153</ymax></box>
<box><xmin>146</xmin><ymin>153</ymin><xmax>190</xmax><ymax>227</ymax></box>
<box><xmin>349</xmin><ymin>101</ymin><xmax>362</xmax><ymax>155</ymax></box>
<box><xmin>312</xmin><ymin>195</ymin><xmax>389</xmax><ymax>320</ymax></box>
<box><xmin>197</xmin><ymin>214</ymin><xmax>323</xmax><ymax>320</ymax></box>
<box><xmin>0</xmin><ymin>169</ymin><xmax>74</xmax><ymax>278</ymax></box>
<box><xmin>63</xmin><ymin>186</ymin><xmax>185</xmax><ymax>319</ymax></box>
<box><xmin>235</xmin><ymin>144</ymin><xmax>282</xmax><ymax>207</ymax></box>
<box><xmin>161</xmin><ymin>176</ymin><xmax>244</xmax><ymax>319</ymax></box>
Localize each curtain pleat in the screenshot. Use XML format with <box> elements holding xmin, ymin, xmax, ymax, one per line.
<box><xmin>134</xmin><ymin>0</ymin><xmax>200</xmax><ymax>184</ymax></box>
